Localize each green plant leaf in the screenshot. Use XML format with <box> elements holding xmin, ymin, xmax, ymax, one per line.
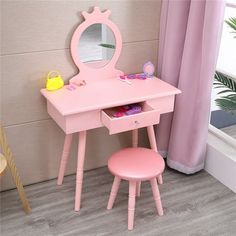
<box><xmin>214</xmin><ymin>86</ymin><xmax>230</xmax><ymax>89</ymax></box>
<box><xmin>225</xmin><ymin>94</ymin><xmax>236</xmax><ymax>102</ymax></box>
<box><xmin>213</xmin><ymin>82</ymin><xmax>224</xmax><ymax>85</ymax></box>
<box><xmin>225</xmin><ymin>17</ymin><xmax>236</xmax><ymax>38</ymax></box>
<box><xmin>214</xmin><ymin>71</ymin><xmax>236</xmax><ymax>93</ymax></box>
<box><xmin>217</xmin><ymin>89</ymin><xmax>235</xmax><ymax>95</ymax></box>
<box><xmin>215</xmin><ymin>98</ymin><xmax>236</xmax><ymax>112</ymax></box>
<box><xmin>98</xmin><ymin>43</ymin><xmax>115</xmax><ymax>49</ymax></box>
<box><xmin>214</xmin><ymin>71</ymin><xmax>236</xmax><ymax>113</ymax></box>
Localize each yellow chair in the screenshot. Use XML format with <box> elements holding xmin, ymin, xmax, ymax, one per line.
<box><xmin>0</xmin><ymin>124</ymin><xmax>31</xmax><ymax>214</ymax></box>
<box><xmin>0</xmin><ymin>153</ymin><xmax>7</xmax><ymax>176</ymax></box>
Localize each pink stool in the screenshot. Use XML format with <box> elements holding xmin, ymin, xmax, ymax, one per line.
<box><xmin>107</xmin><ymin>147</ymin><xmax>165</xmax><ymax>230</ymax></box>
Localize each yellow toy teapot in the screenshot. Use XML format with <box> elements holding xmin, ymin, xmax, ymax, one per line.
<box><xmin>46</xmin><ymin>71</ymin><xmax>64</xmax><ymax>91</ymax></box>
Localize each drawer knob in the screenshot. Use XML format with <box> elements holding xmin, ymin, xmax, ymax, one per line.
<box><xmin>134</xmin><ymin>120</ymin><xmax>140</xmax><ymax>124</ymax></box>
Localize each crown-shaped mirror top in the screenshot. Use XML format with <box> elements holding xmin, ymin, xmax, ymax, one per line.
<box><xmin>82</xmin><ymin>6</ymin><xmax>111</xmax><ymax>20</ymax></box>
<box><xmin>70</xmin><ymin>7</ymin><xmax>124</xmax><ymax>85</ymax></box>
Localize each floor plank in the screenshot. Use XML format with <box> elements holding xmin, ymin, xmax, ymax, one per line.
<box><xmin>1</xmin><ymin>167</ymin><xmax>236</xmax><ymax>236</ymax></box>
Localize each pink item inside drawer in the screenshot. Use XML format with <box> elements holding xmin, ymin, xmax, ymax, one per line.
<box><xmin>101</xmin><ymin>103</ymin><xmax>160</xmax><ymax>135</ymax></box>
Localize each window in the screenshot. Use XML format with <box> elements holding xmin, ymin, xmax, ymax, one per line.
<box><xmin>210</xmin><ymin>1</ymin><xmax>236</xmax><ymax>140</ymax></box>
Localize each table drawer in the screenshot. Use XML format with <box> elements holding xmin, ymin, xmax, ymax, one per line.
<box><xmin>101</xmin><ymin>103</ymin><xmax>160</xmax><ymax>135</ymax></box>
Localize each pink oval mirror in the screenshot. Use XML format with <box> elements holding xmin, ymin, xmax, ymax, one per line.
<box><xmin>70</xmin><ymin>7</ymin><xmax>124</xmax><ymax>85</ymax></box>
<box><xmin>78</xmin><ymin>23</ymin><xmax>116</xmax><ymax>68</ymax></box>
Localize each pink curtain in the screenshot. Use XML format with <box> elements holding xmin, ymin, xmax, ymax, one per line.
<box><xmin>157</xmin><ymin>0</ymin><xmax>225</xmax><ymax>174</ymax></box>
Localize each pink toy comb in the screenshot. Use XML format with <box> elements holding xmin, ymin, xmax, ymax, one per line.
<box><xmin>118</xmin><ymin>76</ymin><xmax>132</xmax><ymax>85</ymax></box>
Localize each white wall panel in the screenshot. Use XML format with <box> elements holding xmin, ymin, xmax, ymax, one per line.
<box><xmin>1</xmin><ymin>0</ymin><xmax>161</xmax><ymax>55</ymax></box>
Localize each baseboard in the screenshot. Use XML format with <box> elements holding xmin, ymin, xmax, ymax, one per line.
<box><xmin>205</xmin><ymin>125</ymin><xmax>236</xmax><ymax>193</ymax></box>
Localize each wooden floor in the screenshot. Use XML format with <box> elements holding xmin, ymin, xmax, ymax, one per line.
<box><xmin>1</xmin><ymin>166</ymin><xmax>236</xmax><ymax>236</ymax></box>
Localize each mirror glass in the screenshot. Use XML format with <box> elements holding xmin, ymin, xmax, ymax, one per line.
<box><xmin>78</xmin><ymin>23</ymin><xmax>116</xmax><ymax>68</ymax></box>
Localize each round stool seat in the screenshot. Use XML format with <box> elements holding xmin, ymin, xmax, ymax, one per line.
<box><xmin>108</xmin><ymin>147</ymin><xmax>165</xmax><ymax>181</ymax></box>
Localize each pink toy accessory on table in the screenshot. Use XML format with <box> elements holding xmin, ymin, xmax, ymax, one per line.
<box><xmin>119</xmin><ymin>73</ymin><xmax>146</xmax><ymax>82</ymax></box>
<box><xmin>118</xmin><ymin>76</ymin><xmax>132</xmax><ymax>85</ymax></box>
<box><xmin>65</xmin><ymin>80</ymin><xmax>86</xmax><ymax>91</ymax></box>
<box><xmin>143</xmin><ymin>61</ymin><xmax>155</xmax><ymax>77</ymax></box>
<box><xmin>71</xmin><ymin>80</ymin><xmax>87</xmax><ymax>87</ymax></box>
<box><xmin>126</xmin><ymin>74</ymin><xmax>146</xmax><ymax>80</ymax></box>
<box><xmin>65</xmin><ymin>85</ymin><xmax>77</xmax><ymax>91</ymax></box>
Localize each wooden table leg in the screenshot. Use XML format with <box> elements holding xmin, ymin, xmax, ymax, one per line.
<box><xmin>147</xmin><ymin>125</ymin><xmax>158</xmax><ymax>152</ymax></box>
<box><xmin>132</xmin><ymin>129</ymin><xmax>138</xmax><ymax>147</ymax></box>
<box><xmin>132</xmin><ymin>129</ymin><xmax>141</xmax><ymax>197</ymax></box>
<box><xmin>75</xmin><ymin>130</ymin><xmax>87</xmax><ymax>211</ymax></box>
<box><xmin>57</xmin><ymin>134</ymin><xmax>73</xmax><ymax>185</ymax></box>
<box><xmin>147</xmin><ymin>126</ymin><xmax>163</xmax><ymax>184</ymax></box>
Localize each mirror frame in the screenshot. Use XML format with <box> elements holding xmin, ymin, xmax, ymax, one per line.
<box><xmin>70</xmin><ymin>7</ymin><xmax>124</xmax><ymax>84</ymax></box>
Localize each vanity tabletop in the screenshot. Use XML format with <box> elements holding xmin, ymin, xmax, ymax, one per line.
<box><xmin>41</xmin><ymin>77</ymin><xmax>181</xmax><ymax>116</ymax></box>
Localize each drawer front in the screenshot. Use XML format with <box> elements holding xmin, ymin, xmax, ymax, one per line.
<box><xmin>101</xmin><ymin>105</ymin><xmax>160</xmax><ymax>135</ymax></box>
<box><xmin>48</xmin><ymin>102</ymin><xmax>103</xmax><ymax>134</ymax></box>
<box><xmin>66</xmin><ymin>110</ymin><xmax>102</xmax><ymax>134</ymax></box>
<box><xmin>147</xmin><ymin>95</ymin><xmax>175</xmax><ymax>114</ymax></box>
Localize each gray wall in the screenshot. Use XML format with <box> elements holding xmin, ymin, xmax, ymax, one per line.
<box><xmin>0</xmin><ymin>0</ymin><xmax>162</xmax><ymax>191</ymax></box>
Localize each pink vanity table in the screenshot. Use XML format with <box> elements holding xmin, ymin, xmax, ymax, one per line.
<box><xmin>41</xmin><ymin>7</ymin><xmax>181</xmax><ymax>212</ymax></box>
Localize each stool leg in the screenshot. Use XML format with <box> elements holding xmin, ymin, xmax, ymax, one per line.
<box><xmin>57</xmin><ymin>134</ymin><xmax>73</xmax><ymax>185</ymax></box>
<box><xmin>128</xmin><ymin>181</ymin><xmax>136</xmax><ymax>230</ymax></box>
<box><xmin>136</xmin><ymin>182</ymin><xmax>141</xmax><ymax>197</ymax></box>
<box><xmin>150</xmin><ymin>178</ymin><xmax>163</xmax><ymax>216</ymax></box>
<box><xmin>147</xmin><ymin>126</ymin><xmax>163</xmax><ymax>185</ymax></box>
<box><xmin>107</xmin><ymin>176</ymin><xmax>121</xmax><ymax>210</ymax></box>
<box><xmin>158</xmin><ymin>174</ymin><xmax>163</xmax><ymax>185</ymax></box>
<box><xmin>75</xmin><ymin>131</ymin><xmax>86</xmax><ymax>211</ymax></box>
<box><xmin>132</xmin><ymin>129</ymin><xmax>141</xmax><ymax>197</ymax></box>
